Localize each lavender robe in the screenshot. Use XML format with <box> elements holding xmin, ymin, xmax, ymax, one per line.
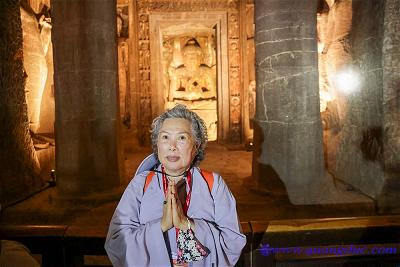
<box><xmin>105</xmin><ymin>154</ymin><xmax>246</xmax><ymax>267</ymax></box>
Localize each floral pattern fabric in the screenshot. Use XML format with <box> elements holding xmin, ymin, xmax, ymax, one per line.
<box><xmin>176</xmin><ymin>228</ymin><xmax>210</xmax><ymax>264</ymax></box>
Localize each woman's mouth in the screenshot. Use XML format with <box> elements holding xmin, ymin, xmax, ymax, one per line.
<box><xmin>166</xmin><ymin>156</ymin><xmax>180</xmax><ymax>162</ymax></box>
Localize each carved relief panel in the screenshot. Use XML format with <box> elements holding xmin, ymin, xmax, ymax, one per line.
<box><xmin>228</xmin><ymin>2</ymin><xmax>242</xmax><ymax>142</ymax></box>
<box><xmin>151</xmin><ymin>16</ymin><xmax>224</xmax><ymax>141</ymax></box>
<box><xmin>164</xmin><ymin>35</ymin><xmax>216</xmax><ymax>102</ymax></box>
<box><xmin>135</xmin><ymin>0</ymin><xmax>243</xmax><ymax>143</ymax></box>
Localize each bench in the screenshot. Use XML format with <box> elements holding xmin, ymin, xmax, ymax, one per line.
<box><xmin>251</xmin><ymin>216</ymin><xmax>400</xmax><ymax>266</ymax></box>
<box><xmin>1</xmin><ymin>216</ymin><xmax>400</xmax><ymax>266</ymax></box>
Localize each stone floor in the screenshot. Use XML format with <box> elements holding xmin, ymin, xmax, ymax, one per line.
<box><xmin>0</xmin><ymin>142</ymin><xmax>379</xmax><ymax>227</ymax></box>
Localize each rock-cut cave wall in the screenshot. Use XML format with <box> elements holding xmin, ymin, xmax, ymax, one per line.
<box><xmin>0</xmin><ymin>0</ymin><xmax>44</xmax><ymax>207</ymax></box>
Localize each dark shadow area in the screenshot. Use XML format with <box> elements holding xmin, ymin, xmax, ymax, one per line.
<box><xmin>360</xmin><ymin>127</ymin><xmax>383</xmax><ymax>162</ymax></box>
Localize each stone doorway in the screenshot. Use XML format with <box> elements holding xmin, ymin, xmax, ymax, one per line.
<box><xmin>150</xmin><ymin>12</ymin><xmax>229</xmax><ymax>141</ymax></box>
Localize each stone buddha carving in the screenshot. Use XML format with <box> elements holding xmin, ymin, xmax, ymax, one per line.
<box><xmin>168</xmin><ymin>39</ymin><xmax>216</xmax><ymax>101</ymax></box>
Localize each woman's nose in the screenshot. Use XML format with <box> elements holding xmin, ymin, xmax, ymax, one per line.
<box><xmin>169</xmin><ymin>140</ymin><xmax>177</xmax><ymax>151</ymax></box>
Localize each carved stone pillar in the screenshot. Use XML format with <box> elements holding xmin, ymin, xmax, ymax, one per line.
<box><xmin>228</xmin><ymin>1</ymin><xmax>242</xmax><ymax>143</ymax></box>
<box><xmin>52</xmin><ymin>0</ymin><xmax>122</xmax><ymax>196</ymax></box>
<box><xmin>253</xmin><ymin>0</ymin><xmax>326</xmax><ymax>204</ymax></box>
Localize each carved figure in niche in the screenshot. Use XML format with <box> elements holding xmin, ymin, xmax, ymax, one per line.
<box><xmin>248</xmin><ymin>80</ymin><xmax>256</xmax><ymax>129</ymax></box>
<box><xmin>162</xmin><ymin>40</ymin><xmax>173</xmax><ymax>99</ymax></box>
<box><xmin>231</xmin><ymin>96</ymin><xmax>241</xmax><ymax>124</ymax></box>
<box><xmin>21</xmin><ymin>6</ymin><xmax>49</xmax><ymax>133</ymax></box>
<box><xmin>139</xmin><ymin>42</ymin><xmax>150</xmax><ymax>69</ymax></box>
<box><xmin>137</xmin><ymin>1</ymin><xmax>146</xmax><ymax>13</ymax></box>
<box><xmin>118</xmin><ymin>41</ymin><xmax>131</xmax><ymax>128</ymax></box>
<box><xmin>230</xmin><ymin>68</ymin><xmax>239</xmax><ymax>95</ymax></box>
<box><xmin>168</xmin><ymin>38</ymin><xmax>216</xmax><ymax>101</ymax></box>
<box><xmin>200</xmin><ymin>35</ymin><xmax>216</xmax><ymax>67</ymax></box>
<box><xmin>139</xmin><ymin>14</ymin><xmax>149</xmax><ymax>40</ymax></box>
<box><xmin>228</xmin><ymin>0</ymin><xmax>239</xmax><ymax>10</ymax></box>
<box><xmin>39</xmin><ymin>15</ymin><xmax>52</xmax><ymax>55</ymax></box>
<box><xmin>228</xmin><ymin>13</ymin><xmax>239</xmax><ymax>38</ymax></box>
<box><xmin>119</xmin><ymin>43</ymin><xmax>128</xmax><ymax>72</ymax></box>
<box><xmin>117</xmin><ymin>6</ymin><xmax>129</xmax><ymax>39</ymax></box>
<box><xmin>140</xmin><ymin>71</ymin><xmax>150</xmax><ymax>95</ymax></box>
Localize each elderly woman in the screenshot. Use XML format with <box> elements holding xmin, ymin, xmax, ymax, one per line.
<box><xmin>105</xmin><ymin>105</ymin><xmax>246</xmax><ymax>266</ymax></box>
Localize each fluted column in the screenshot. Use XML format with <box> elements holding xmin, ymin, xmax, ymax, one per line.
<box><xmin>52</xmin><ymin>0</ymin><xmax>122</xmax><ymax>196</ymax></box>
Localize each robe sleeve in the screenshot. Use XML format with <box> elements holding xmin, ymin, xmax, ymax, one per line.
<box><xmin>104</xmin><ymin>172</ymin><xmax>170</xmax><ymax>267</ymax></box>
<box><xmin>192</xmin><ymin>174</ymin><xmax>246</xmax><ymax>266</ymax></box>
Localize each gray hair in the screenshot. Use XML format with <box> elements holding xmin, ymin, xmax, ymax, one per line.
<box><xmin>150</xmin><ymin>104</ymin><xmax>208</xmax><ymax>166</ymax></box>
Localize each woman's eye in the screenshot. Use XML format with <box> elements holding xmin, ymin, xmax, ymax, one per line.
<box><xmin>160</xmin><ymin>135</ymin><xmax>168</xmax><ymax>140</ymax></box>
<box><xmin>178</xmin><ymin>135</ymin><xmax>188</xmax><ymax>141</ymax></box>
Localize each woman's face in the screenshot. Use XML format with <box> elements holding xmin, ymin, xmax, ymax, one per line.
<box><xmin>157</xmin><ymin>118</ymin><xmax>197</xmax><ymax>176</ymax></box>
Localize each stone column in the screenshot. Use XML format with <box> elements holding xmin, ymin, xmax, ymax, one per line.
<box><xmin>379</xmin><ymin>0</ymin><xmax>400</xmax><ymax>212</ymax></box>
<box><xmin>52</xmin><ymin>0</ymin><xmax>122</xmax><ymax>196</ymax></box>
<box><xmin>253</xmin><ymin>0</ymin><xmax>326</xmax><ymax>204</ymax></box>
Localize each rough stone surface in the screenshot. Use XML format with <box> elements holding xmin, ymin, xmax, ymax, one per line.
<box><xmin>52</xmin><ymin>0</ymin><xmax>122</xmax><ymax>197</ymax></box>
<box><xmin>0</xmin><ymin>0</ymin><xmax>43</xmax><ymax>206</ymax></box>
<box><xmin>331</xmin><ymin>0</ymin><xmax>385</xmax><ymax>198</ymax></box>
<box><xmin>20</xmin><ymin>7</ymin><xmax>48</xmax><ymax>133</ymax></box>
<box><xmin>379</xmin><ymin>0</ymin><xmax>400</xmax><ymax>211</ymax></box>
<box><xmin>382</xmin><ymin>0</ymin><xmax>400</xmax><ymax>172</ymax></box>
<box><xmin>253</xmin><ymin>0</ymin><xmax>327</xmax><ymax>204</ymax></box>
